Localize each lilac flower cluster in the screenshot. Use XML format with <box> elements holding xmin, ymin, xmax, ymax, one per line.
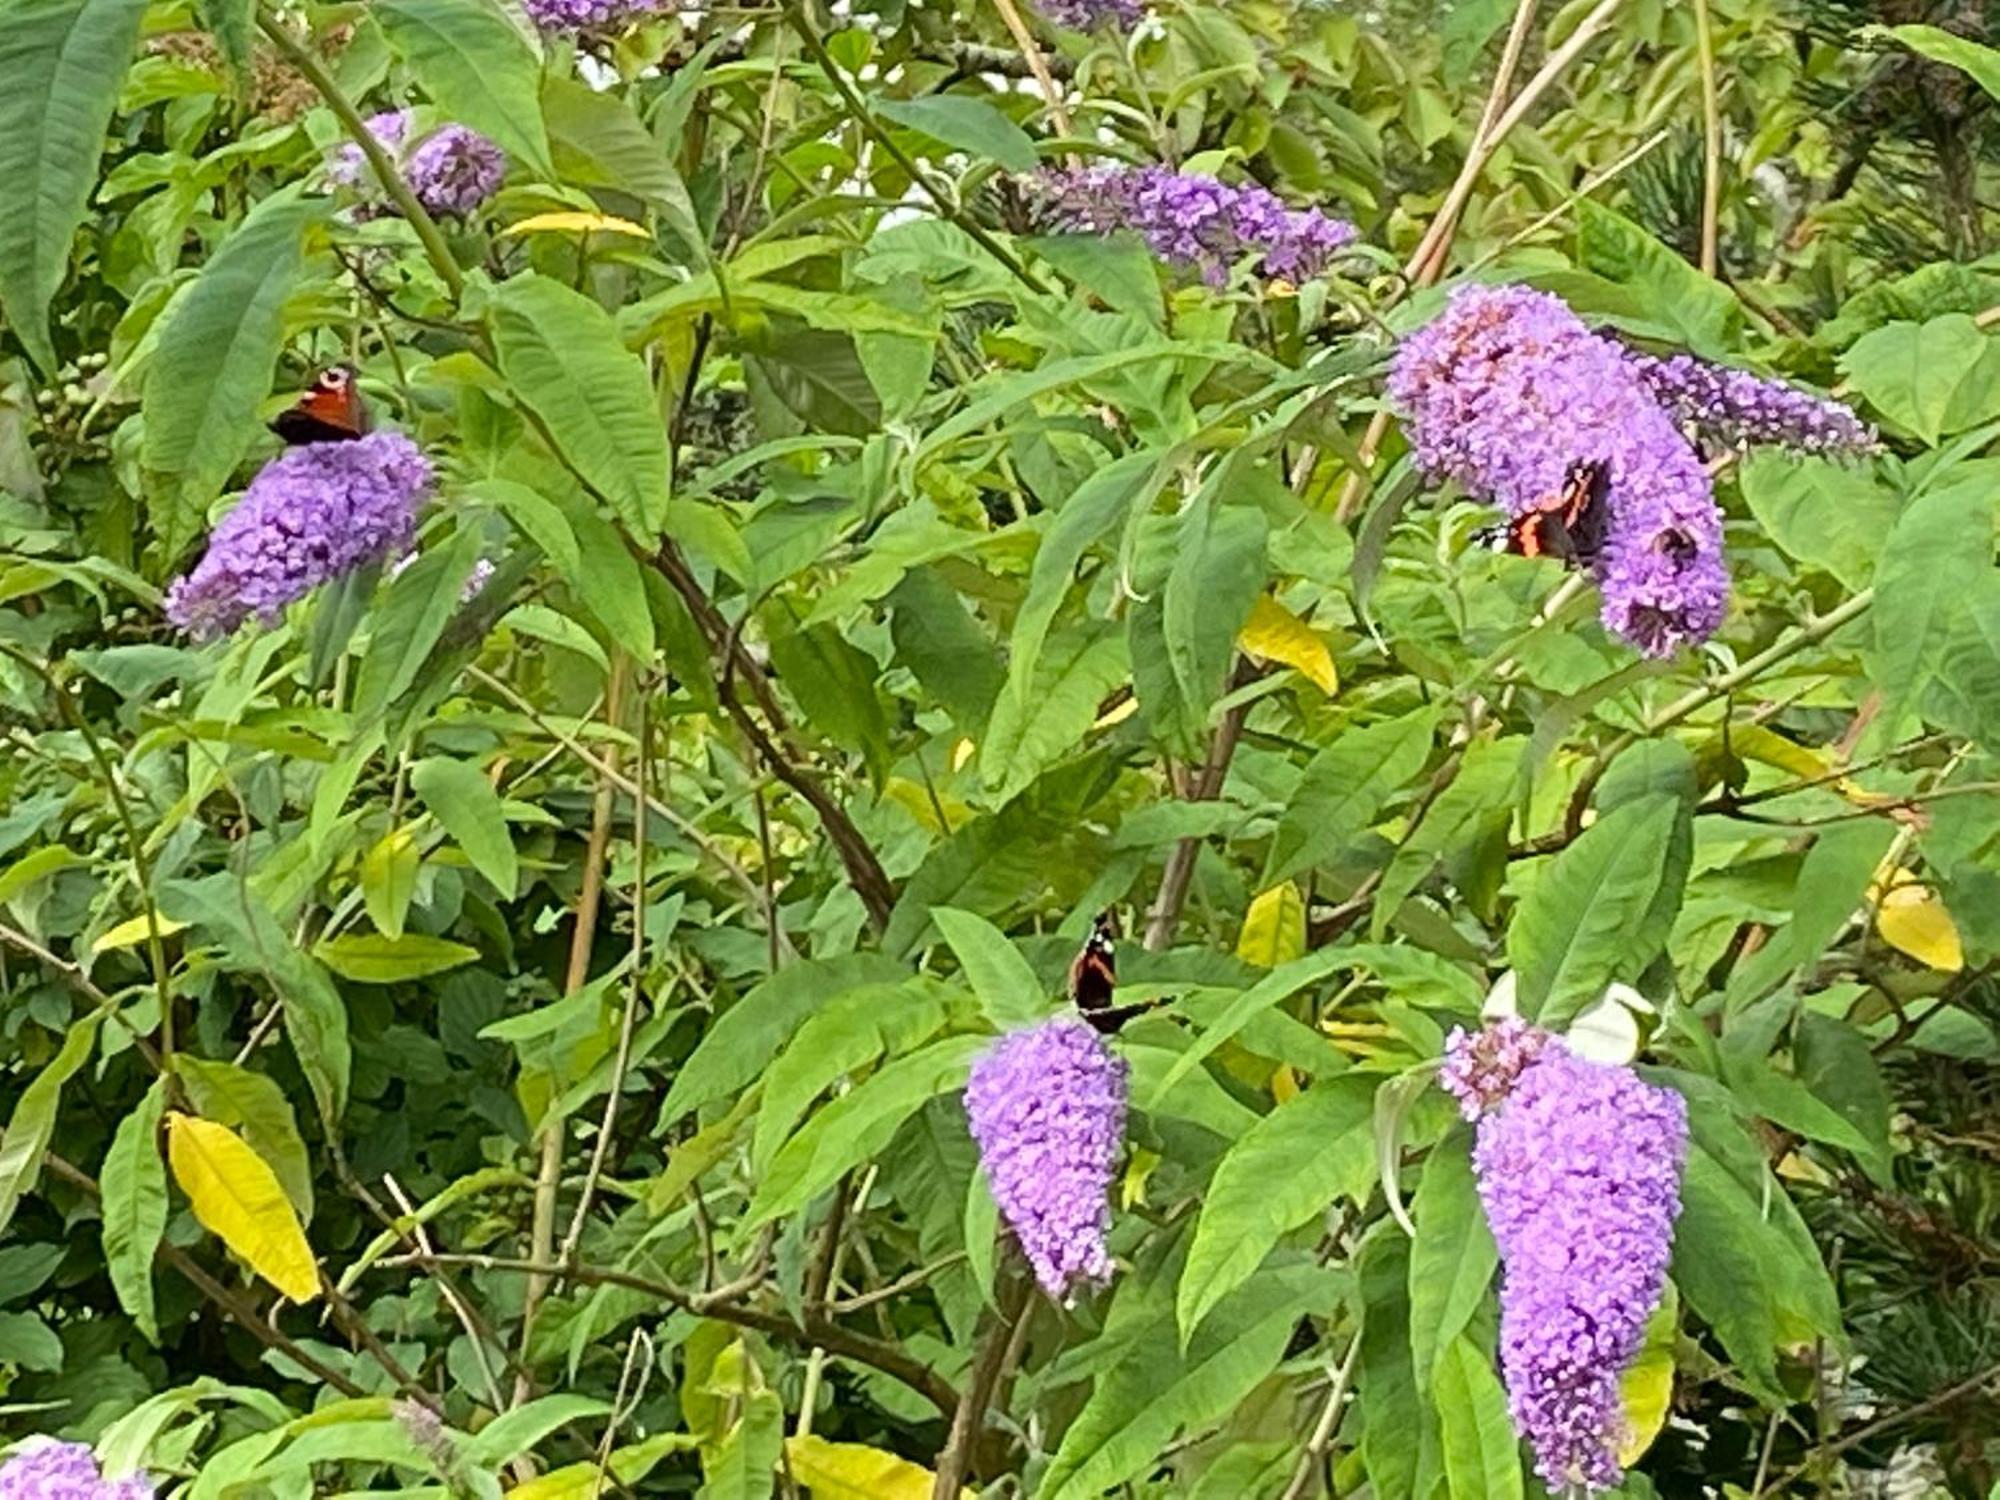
<box><xmin>1438</xmin><ymin>1016</ymin><xmax>1554</xmax><ymax>1118</ymax></box>
<box><xmin>0</xmin><ymin>1441</ymin><xmax>150</xmax><ymax>1500</ymax></box>
<box><xmin>1441</xmin><ymin>1025</ymin><xmax>1688</xmax><ymax>1492</ymax></box>
<box><xmin>1037</xmin><ymin>165</ymin><xmax>1357</xmax><ymax>286</ymax></box>
<box><xmin>1038</xmin><ymin>0</ymin><xmax>1147</xmax><ymax>29</ymax></box>
<box><xmin>165</xmin><ymin>432</ymin><xmax>434</xmax><ymax>639</ymax></box>
<box><xmin>1631</xmin><ymin>353</ymin><xmax>1877</xmax><ymax>457</ymax></box>
<box><xmin>520</xmin><ymin>0</ymin><xmax>662</xmax><ymax>35</ymax></box>
<box><xmin>964</xmin><ymin>1016</ymin><xmax>1128</xmax><ymax>1300</ymax></box>
<box><xmin>1389</xmin><ymin>285</ymin><xmax>1728</xmax><ymax>656</ymax></box>
<box><xmin>332</xmin><ymin>111</ymin><xmax>504</xmax><ymax>219</ymax></box>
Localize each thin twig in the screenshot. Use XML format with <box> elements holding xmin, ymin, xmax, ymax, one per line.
<box><xmin>989</xmin><ymin>0</ymin><xmax>1072</xmax><ymax>136</ymax></box>
<box><xmin>932</xmin><ymin>1250</ymin><xmax>1034</xmax><ymax>1499</ymax></box>
<box><xmin>1279</xmin><ymin>1336</ymin><xmax>1363</xmax><ymax>1500</ymax></box>
<box><xmin>1693</xmin><ymin>0</ymin><xmax>1723</xmax><ymax>276</ymax></box>
<box><xmin>1643</xmin><ymin>589</ymin><xmax>1873</xmax><ymax>735</ymax></box>
<box><xmin>1144</xmin><ymin>675</ymin><xmax>1253</xmax><ymax>951</ymax></box>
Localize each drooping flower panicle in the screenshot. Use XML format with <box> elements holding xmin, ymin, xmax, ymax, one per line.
<box><xmin>1037</xmin><ymin>0</ymin><xmax>1148</xmax><ymax>29</ymax></box>
<box><xmin>1441</xmin><ymin>1025</ymin><xmax>1689</xmax><ymax>1493</ymax></box>
<box><xmin>1037</xmin><ymin>165</ymin><xmax>1357</xmax><ymax>286</ymax></box>
<box><xmin>331</xmin><ymin>110</ymin><xmax>504</xmax><ymax>219</ymax></box>
<box><xmin>1630</xmin><ymin>353</ymin><xmax>1877</xmax><ymax>457</ymax></box>
<box><xmin>1389</xmin><ymin>284</ymin><xmax>1729</xmax><ymax>657</ymax></box>
<box><xmin>964</xmin><ymin>1016</ymin><xmax>1128</xmax><ymax>1299</ymax></box>
<box><xmin>0</xmin><ymin>1441</ymin><xmax>151</xmax><ymax>1500</ymax></box>
<box><xmin>520</xmin><ymin>0</ymin><xmax>662</xmax><ymax>35</ymax></box>
<box><xmin>165</xmin><ymin>432</ymin><xmax>434</xmax><ymax>639</ymax></box>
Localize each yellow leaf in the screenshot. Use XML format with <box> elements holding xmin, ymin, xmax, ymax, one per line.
<box><xmin>1270</xmin><ymin>1063</ymin><xmax>1300</xmax><ymax>1103</ymax></box>
<box><xmin>1617</xmin><ymin>1286</ymin><xmax>1678</xmax><ymax>1467</ymax></box>
<box><xmin>881</xmin><ymin>776</ymin><xmax>969</xmax><ymax>835</ymax></box>
<box><xmin>92</xmin><ymin>913</ymin><xmax>189</xmax><ymax>956</ymax></box>
<box><xmin>784</xmin><ymin>1435</ymin><xmax>972</xmax><ymax>1500</ymax></box>
<box><xmin>1727</xmin><ymin>725</ymin><xmax>1897</xmax><ymax>808</ymax></box>
<box><xmin>1237</xmin><ymin>881</ymin><xmax>1306</xmax><ymax>968</ymax></box>
<box><xmin>166</xmin><ymin>1113</ymin><xmax>319</xmax><ymax>1302</ymax></box>
<box><xmin>500</xmin><ymin>211</ymin><xmax>649</xmax><ymax>239</ymax></box>
<box><xmin>949</xmin><ymin>737</ymin><xmax>976</xmax><ymax>772</ymax></box>
<box><xmin>1874</xmin><ymin>876</ymin><xmax>1964</xmax><ymax>972</ymax></box>
<box><xmin>1238</xmin><ymin>594</ymin><xmax>1336</xmax><ymax>695</ymax></box>
<box><xmin>1121</xmin><ymin>1146</ymin><xmax>1159</xmax><ymax>1209</ymax></box>
<box><xmin>507</xmin><ymin>1434</ymin><xmax>697</xmax><ymax>1500</ymax></box>
<box><xmin>1092</xmin><ymin>695</ymin><xmax>1139</xmax><ymax>730</ymax></box>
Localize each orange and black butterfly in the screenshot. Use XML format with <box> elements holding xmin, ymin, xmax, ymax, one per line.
<box><xmin>1478</xmin><ymin>460</ymin><xmax>1610</xmax><ymax>568</ymax></box>
<box><xmin>270</xmin><ymin>366</ymin><xmax>369</xmax><ymax>445</ymax></box>
<box><xmin>1068</xmin><ymin>911</ymin><xmax>1162</xmax><ymax>1035</ymax></box>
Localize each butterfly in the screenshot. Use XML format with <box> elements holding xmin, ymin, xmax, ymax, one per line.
<box><xmin>269</xmin><ymin>366</ymin><xmax>369</xmax><ymax>445</ymax></box>
<box><xmin>1067</xmin><ymin>911</ymin><xmax>1165</xmax><ymax>1035</ymax></box>
<box><xmin>1475</xmin><ymin>460</ymin><xmax>1610</xmax><ymax>568</ymax></box>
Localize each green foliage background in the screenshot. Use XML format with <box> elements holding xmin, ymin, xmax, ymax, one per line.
<box><xmin>0</xmin><ymin>0</ymin><xmax>1998</xmax><ymax>1495</ymax></box>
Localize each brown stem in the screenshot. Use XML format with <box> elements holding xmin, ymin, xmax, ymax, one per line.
<box><xmin>932</xmin><ymin>1252</ymin><xmax>1035</xmax><ymax>1499</ymax></box>
<box><xmin>1694</xmin><ymin>0</ymin><xmax>1722</xmax><ymax>275</ymax></box>
<box><xmin>1143</xmin><ymin>673</ymin><xmax>1253</xmax><ymax>951</ymax></box>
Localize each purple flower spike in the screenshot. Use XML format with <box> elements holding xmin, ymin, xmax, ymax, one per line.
<box><xmin>1438</xmin><ymin>1018</ymin><xmax>1555</xmax><ymax>1120</ymax></box>
<box><xmin>1038</xmin><ymin>0</ymin><xmax>1147</xmax><ymax>29</ymax></box>
<box><xmin>1389</xmin><ymin>284</ymin><xmax>1731</xmax><ymax>656</ymax></box>
<box><xmin>1036</xmin><ymin>165</ymin><xmax>1356</xmax><ymax>286</ymax></box>
<box><xmin>165</xmin><ymin>432</ymin><xmax>434</xmax><ymax>640</ymax></box>
<box><xmin>406</xmin><ymin>125</ymin><xmax>506</xmax><ymax>218</ymax></box>
<box><xmin>1631</xmin><ymin>353</ymin><xmax>1878</xmax><ymax>457</ymax></box>
<box><xmin>1441</xmin><ymin>1027</ymin><xmax>1688</xmax><ymax>1492</ymax></box>
<box><xmin>965</xmin><ymin>1016</ymin><xmax>1128</xmax><ymax>1300</ymax></box>
<box><xmin>520</xmin><ymin>0</ymin><xmax>662</xmax><ymax>35</ymax></box>
<box><xmin>0</xmin><ymin>1440</ymin><xmax>152</xmax><ymax>1500</ymax></box>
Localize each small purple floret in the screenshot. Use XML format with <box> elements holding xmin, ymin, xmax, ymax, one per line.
<box><xmin>1441</xmin><ymin>1026</ymin><xmax>1688</xmax><ymax>1492</ymax></box>
<box><xmin>165</xmin><ymin>432</ymin><xmax>434</xmax><ymax>639</ymax></box>
<box><xmin>1037</xmin><ymin>165</ymin><xmax>1357</xmax><ymax>286</ymax></box>
<box><xmin>331</xmin><ymin>110</ymin><xmax>504</xmax><ymax>219</ymax></box>
<box><xmin>1389</xmin><ymin>284</ymin><xmax>1730</xmax><ymax>656</ymax></box>
<box><xmin>0</xmin><ymin>1440</ymin><xmax>151</xmax><ymax>1500</ymax></box>
<box><xmin>520</xmin><ymin>0</ymin><xmax>662</xmax><ymax>34</ymax></box>
<box><xmin>965</xmin><ymin>1016</ymin><xmax>1128</xmax><ymax>1300</ymax></box>
<box><xmin>1038</xmin><ymin>0</ymin><xmax>1147</xmax><ymax>29</ymax></box>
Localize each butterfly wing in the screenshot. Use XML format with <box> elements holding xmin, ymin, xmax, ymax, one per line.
<box><xmin>270</xmin><ymin>367</ymin><xmax>369</xmax><ymax>445</ymax></box>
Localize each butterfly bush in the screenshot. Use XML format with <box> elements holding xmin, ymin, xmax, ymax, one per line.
<box><xmin>165</xmin><ymin>433</ymin><xmax>434</xmax><ymax>639</ymax></box>
<box><xmin>0</xmin><ymin>1441</ymin><xmax>150</xmax><ymax>1500</ymax></box>
<box><xmin>521</xmin><ymin>0</ymin><xmax>662</xmax><ymax>34</ymax></box>
<box><xmin>1037</xmin><ymin>165</ymin><xmax>1357</xmax><ymax>286</ymax></box>
<box><xmin>1441</xmin><ymin>1024</ymin><xmax>1689</xmax><ymax>1493</ymax></box>
<box><xmin>1630</xmin><ymin>353</ymin><xmax>1877</xmax><ymax>457</ymax></box>
<box><xmin>1038</xmin><ymin>0</ymin><xmax>1148</xmax><ymax>28</ymax></box>
<box><xmin>331</xmin><ymin>111</ymin><xmax>504</xmax><ymax>219</ymax></box>
<box><xmin>1389</xmin><ymin>284</ymin><xmax>1729</xmax><ymax>656</ymax></box>
<box><xmin>965</xmin><ymin>1016</ymin><xmax>1128</xmax><ymax>1299</ymax></box>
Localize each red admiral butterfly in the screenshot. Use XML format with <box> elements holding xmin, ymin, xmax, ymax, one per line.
<box><xmin>1475</xmin><ymin>460</ymin><xmax>1610</xmax><ymax>569</ymax></box>
<box><xmin>1067</xmin><ymin>911</ymin><xmax>1163</xmax><ymax>1035</ymax></box>
<box><xmin>270</xmin><ymin>366</ymin><xmax>369</xmax><ymax>446</ymax></box>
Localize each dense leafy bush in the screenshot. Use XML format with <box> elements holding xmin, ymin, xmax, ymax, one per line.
<box><xmin>2</xmin><ymin>0</ymin><xmax>1999</xmax><ymax>1496</ymax></box>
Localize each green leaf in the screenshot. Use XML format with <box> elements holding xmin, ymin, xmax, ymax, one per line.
<box><xmin>887</xmin><ymin>569</ymin><xmax>1003</xmax><ymax>731</ymax></box>
<box><xmin>932</xmin><ymin>908</ymin><xmax>1047</xmax><ymax>1031</ymax></box>
<box><xmin>1727</xmin><ymin>820</ymin><xmax>1894</xmax><ymax>1006</ymax></box>
<box><xmin>140</xmin><ymin>186</ymin><xmax>316</xmax><ymax>555</ymax></box>
<box><xmin>554</xmin><ymin>489</ymin><xmax>656</xmax><ymax>661</ymax></box>
<box><xmin>1148</xmin><ymin>949</ymin><xmax>1355</xmax><ymax>1107</ymax></box>
<box><xmin>1177</xmin><ymin>1076</ymin><xmax>1374</xmax><ymax>1340</ymax></box>
<box><xmin>1357</xmin><ymin>1231</ymin><xmax>1442</xmax><ymax>1500</ymax></box>
<box><xmin>0</xmin><ymin>1309</ymin><xmax>64</xmax><ymax>1372</ymax></box>
<box><xmin>1574</xmin><ymin>200</ymin><xmax>1740</xmax><ymax>353</ymax></box>
<box><xmin>700</xmin><ymin>1391</ymin><xmax>782</xmax><ymax>1500</ymax></box>
<box><xmin>0</xmin><ymin>0</ymin><xmax>149</xmax><ymax>373</ymax></box>
<box><xmin>410</xmin><ymin>756</ymin><xmax>518</xmax><ymax>899</ymax></box>
<box><xmin>1041</xmin><ymin>1265</ymin><xmax>1326</xmax><ymax>1500</ymax></box>
<box><xmin>351</xmin><ymin>529</ymin><xmax>485</xmax><ymax>723</ymax></box>
<box><xmin>543</xmin><ymin>74</ymin><xmax>698</xmax><ymax>228</ymax></box>
<box><xmin>0</xmin><ymin>1011</ymin><xmax>103</xmax><ymax>1237</ymax></box>
<box><xmin>747</xmin><ymin>1035</ymin><xmax>986</xmax><ymax>1226</ymax></box>
<box><xmin>980</xmin><ymin>624</ymin><xmax>1128</xmax><ymax>804</ymax></box>
<box><xmin>100</xmin><ymin>1078</ymin><xmax>168</xmax><ymax>1343</ymax></box>
<box><xmin>1506</xmin><ymin>794</ymin><xmax>1682</xmax><ymax>1028</ymax></box>
<box><xmin>360</xmin><ymin>827</ymin><xmax>421</xmax><ymax>941</ymax></box>
<box><xmin>1265</xmin><ymin>709</ymin><xmax>1439</xmax><ymax>885</ymax></box>
<box><xmin>1374</xmin><ymin>735</ymin><xmax>1521</xmax><ymax>938</ymax></box>
<box><xmin>1867</xmin><ymin>478</ymin><xmax>1995</xmax><ymax>739</ymax></box>
<box><xmin>313</xmin><ymin>932</ymin><xmax>481</xmax><ymax>984</ymax></box>
<box><xmin>1739</xmin><ymin>453</ymin><xmax>1901</xmax><ymax>591</ymax></box>
<box><xmin>174</xmin><ymin>1057</ymin><xmax>313</xmax><ymax>1219</ymax></box>
<box><xmin>475</xmin><ymin>478</ymin><xmax>582</xmax><ymax>578</ymax></box>
<box><xmin>1408</xmin><ymin>1136</ymin><xmax>1496</xmax><ymax>1390</ymax></box>
<box><xmin>193</xmin><ymin>0</ymin><xmax>255</xmax><ymax>76</ymax></box>
<box><xmin>375</xmin><ymin>0</ymin><xmax>553</xmax><ymax>176</ymax></box>
<box><xmin>765</xmin><ymin>620</ymin><xmax>890</xmax><ymax>783</ymax></box>
<box><xmin>1884</xmin><ymin>24</ymin><xmax>2000</xmax><ymax>102</ymax></box>
<box><xmin>1794</xmin><ymin>1013</ymin><xmax>1895</xmax><ymax>1183</ymax></box>
<box><xmin>871</xmin><ymin>94</ymin><xmax>1038</xmax><ymax>172</ymax></box>
<box><xmin>1838</xmin><ymin>315</ymin><xmax>2000</xmax><ymax>443</ymax></box>
<box><xmin>1163</xmin><ymin>499</ymin><xmax>1268</xmax><ymax>722</ymax></box>
<box><xmin>1434</xmin><ymin>1337</ymin><xmax>1524</xmax><ymax>1500</ymax></box>
<box><xmin>463</xmin><ymin>1395</ymin><xmax>613</xmax><ymax>1470</ymax></box>
<box><xmin>1027</xmin><ymin>233</ymin><xmax>1164</xmax><ymax>326</ymax></box>
<box><xmin>489</xmin><ymin>273</ymin><xmax>671</xmax><ymax>540</ymax></box>
<box><xmin>659</xmin><ymin>955</ymin><xmax>908</xmax><ymax>1128</ymax></box>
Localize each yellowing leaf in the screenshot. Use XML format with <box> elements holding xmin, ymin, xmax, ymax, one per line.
<box><xmin>1728</xmin><ymin>724</ymin><xmax>1897</xmax><ymax>808</ymax></box>
<box><xmin>166</xmin><ymin>1114</ymin><xmax>318</xmax><ymax>1302</ymax></box>
<box><xmin>1238</xmin><ymin>594</ymin><xmax>1336</xmax><ymax>695</ymax></box>
<box><xmin>785</xmin><ymin>1435</ymin><xmax>971</xmax><ymax>1500</ymax></box>
<box><xmin>1237</xmin><ymin>881</ymin><xmax>1306</xmax><ymax>968</ymax></box>
<box><xmin>501</xmin><ymin>211</ymin><xmax>649</xmax><ymax>239</ymax></box>
<box><xmin>1873</xmin><ymin>874</ymin><xmax>1964</xmax><ymax>972</ymax></box>
<box><xmin>950</xmin><ymin>737</ymin><xmax>976</xmax><ymax>772</ymax></box>
<box><xmin>1092</xmin><ymin>695</ymin><xmax>1139</xmax><ymax>730</ymax></box>
<box><xmin>1617</xmin><ymin>1286</ymin><xmax>1678</xmax><ymax>1467</ymax></box>
<box><xmin>92</xmin><ymin>913</ymin><xmax>189</xmax><ymax>956</ymax></box>
<box><xmin>881</xmin><ymin>776</ymin><xmax>970</xmax><ymax>835</ymax></box>
<box><xmin>1121</xmin><ymin>1146</ymin><xmax>1160</xmax><ymax>1209</ymax></box>
<box><xmin>1270</xmin><ymin>1063</ymin><xmax>1300</xmax><ymax>1103</ymax></box>
<box><xmin>507</xmin><ymin>1434</ymin><xmax>697</xmax><ymax>1500</ymax></box>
